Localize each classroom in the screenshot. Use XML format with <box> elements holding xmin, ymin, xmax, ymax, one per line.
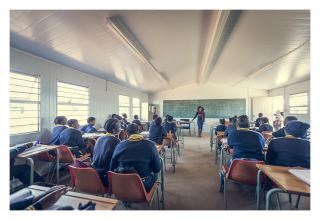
<box><xmin>8</xmin><ymin>9</ymin><xmax>311</xmax><ymax>211</ymax></box>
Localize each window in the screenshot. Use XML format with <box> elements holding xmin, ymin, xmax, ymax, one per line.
<box><xmin>119</xmin><ymin>95</ymin><xmax>130</xmax><ymax>119</ymax></box>
<box><xmin>289</xmin><ymin>92</ymin><xmax>308</xmax><ymax>114</ymax></box>
<box><xmin>132</xmin><ymin>98</ymin><xmax>140</xmax><ymax>119</ymax></box>
<box><xmin>272</xmin><ymin>96</ymin><xmax>284</xmax><ymax>120</ymax></box>
<box><xmin>10</xmin><ymin>72</ymin><xmax>40</xmax><ymax>135</ymax></box>
<box><xmin>57</xmin><ymin>81</ymin><xmax>89</xmax><ymax>125</ymax></box>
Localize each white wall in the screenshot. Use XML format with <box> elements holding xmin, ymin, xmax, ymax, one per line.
<box><xmin>10</xmin><ymin>48</ymin><xmax>148</xmax><ymax>145</ymax></box>
<box><xmin>268</xmin><ymin>80</ymin><xmax>310</xmax><ymax>123</ymax></box>
<box><xmin>149</xmin><ymin>83</ymin><xmax>268</xmax><ymax>132</ymax></box>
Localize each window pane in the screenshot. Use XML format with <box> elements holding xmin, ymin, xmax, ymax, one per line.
<box><xmin>119</xmin><ymin>95</ymin><xmax>130</xmax><ymax>117</ymax></box>
<box><xmin>289</xmin><ymin>92</ymin><xmax>308</xmax><ymax>114</ymax></box>
<box><xmin>132</xmin><ymin>98</ymin><xmax>140</xmax><ymax>118</ymax></box>
<box><xmin>10</xmin><ymin>72</ymin><xmax>40</xmax><ymax>135</ymax></box>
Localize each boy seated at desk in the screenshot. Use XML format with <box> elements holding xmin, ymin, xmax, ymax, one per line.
<box><xmin>148</xmin><ymin>116</ymin><xmax>167</xmax><ymax>145</ymax></box>
<box><xmin>80</xmin><ymin>116</ymin><xmax>97</xmax><ymax>134</ymax></box>
<box><xmin>10</xmin><ymin>143</ymin><xmax>44</xmax><ymax>186</ymax></box>
<box><xmin>92</xmin><ymin>118</ymin><xmax>121</xmax><ymax>187</ymax></box>
<box><xmin>272</xmin><ymin>116</ymin><xmax>299</xmax><ymax>138</ymax></box>
<box><xmin>132</xmin><ymin>114</ymin><xmax>144</xmax><ymax>132</ymax></box>
<box><xmin>49</xmin><ymin>116</ymin><xmax>68</xmax><ymax>145</ymax></box>
<box><xmin>110</xmin><ymin>123</ymin><xmax>161</xmax><ymax>192</ymax></box>
<box><xmin>266</xmin><ymin>120</ymin><xmax>310</xmax><ymax>168</ymax></box>
<box><xmin>59</xmin><ymin>119</ymin><xmax>91</xmax><ymax>157</ymax></box>
<box><xmin>215</xmin><ymin>118</ymin><xmax>227</xmax><ymax>135</ymax></box>
<box><xmin>224</xmin><ymin>117</ymin><xmax>237</xmax><ymax>137</ymax></box>
<box><xmin>227</xmin><ymin>115</ymin><xmax>265</xmax><ymax>164</ymax></box>
<box><xmin>163</xmin><ymin>115</ymin><xmax>177</xmax><ymax>138</ymax></box>
<box><xmin>257</xmin><ymin>117</ymin><xmax>273</xmax><ymax>133</ymax></box>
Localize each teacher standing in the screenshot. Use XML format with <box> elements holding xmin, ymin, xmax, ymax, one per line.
<box><xmin>191</xmin><ymin>106</ymin><xmax>205</xmax><ymax>137</ymax></box>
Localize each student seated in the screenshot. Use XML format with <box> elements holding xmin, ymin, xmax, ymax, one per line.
<box><xmin>255</xmin><ymin>113</ymin><xmax>263</xmax><ymax>127</ymax></box>
<box><xmin>215</xmin><ymin>119</ymin><xmax>227</xmax><ymax>135</ymax></box>
<box><xmin>148</xmin><ymin>117</ymin><xmax>167</xmax><ymax>145</ymax></box>
<box><xmin>227</xmin><ymin>115</ymin><xmax>265</xmax><ymax>162</ymax></box>
<box><xmin>122</xmin><ymin>113</ymin><xmax>130</xmax><ymax>126</ymax></box>
<box><xmin>224</xmin><ymin>117</ymin><xmax>237</xmax><ymax>137</ymax></box>
<box><xmin>266</xmin><ymin>120</ymin><xmax>310</xmax><ymax>168</ymax></box>
<box><xmin>92</xmin><ymin>118</ymin><xmax>121</xmax><ymax>186</ymax></box>
<box><xmin>10</xmin><ymin>143</ymin><xmax>44</xmax><ymax>186</ymax></box>
<box><xmin>49</xmin><ymin>116</ymin><xmax>67</xmax><ymax>145</ymax></box>
<box><xmin>132</xmin><ymin>114</ymin><xmax>142</xmax><ymax>126</ymax></box>
<box><xmin>258</xmin><ymin>117</ymin><xmax>273</xmax><ymax>133</ymax></box>
<box><xmin>59</xmin><ymin>119</ymin><xmax>87</xmax><ymax>157</ymax></box>
<box><xmin>272</xmin><ymin>116</ymin><xmax>298</xmax><ymax>138</ymax></box>
<box><xmin>163</xmin><ymin>115</ymin><xmax>177</xmax><ymax>137</ymax></box>
<box><xmin>80</xmin><ymin>116</ymin><xmax>97</xmax><ymax>133</ymax></box>
<box><xmin>110</xmin><ymin>123</ymin><xmax>161</xmax><ymax>192</ymax></box>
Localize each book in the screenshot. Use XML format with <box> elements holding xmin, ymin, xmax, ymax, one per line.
<box><xmin>289</xmin><ymin>169</ymin><xmax>310</xmax><ymax>185</ymax></box>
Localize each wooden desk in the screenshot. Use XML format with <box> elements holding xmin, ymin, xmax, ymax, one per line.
<box><xmin>256</xmin><ymin>164</ymin><xmax>310</xmax><ymax>210</ymax></box>
<box><xmin>28</xmin><ymin>185</ymin><xmax>118</xmax><ymax>210</ymax></box>
<box><xmin>17</xmin><ymin>145</ymin><xmax>60</xmax><ymax>185</ymax></box>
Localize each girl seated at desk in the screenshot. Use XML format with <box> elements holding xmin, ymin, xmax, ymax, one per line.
<box><xmin>80</xmin><ymin>116</ymin><xmax>97</xmax><ymax>134</ymax></box>
<box><xmin>149</xmin><ymin>116</ymin><xmax>167</xmax><ymax>145</ymax></box>
<box><xmin>258</xmin><ymin>117</ymin><xmax>273</xmax><ymax>133</ymax></box>
<box><xmin>49</xmin><ymin>116</ymin><xmax>67</xmax><ymax>145</ymax></box>
<box><xmin>163</xmin><ymin>115</ymin><xmax>177</xmax><ymax>138</ymax></box>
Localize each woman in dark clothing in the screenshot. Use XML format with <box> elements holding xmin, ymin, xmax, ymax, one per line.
<box><xmin>191</xmin><ymin>106</ymin><xmax>205</xmax><ymax>137</ymax></box>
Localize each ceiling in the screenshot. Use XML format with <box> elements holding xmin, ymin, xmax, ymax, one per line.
<box><xmin>10</xmin><ymin>10</ymin><xmax>310</xmax><ymax>94</ymax></box>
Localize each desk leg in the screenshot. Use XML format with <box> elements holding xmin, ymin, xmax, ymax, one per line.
<box><xmin>210</xmin><ymin>127</ymin><xmax>213</xmax><ymax>152</ymax></box>
<box><xmin>220</xmin><ymin>146</ymin><xmax>224</xmax><ymax>168</ymax></box>
<box><xmin>56</xmin><ymin>148</ymin><xmax>60</xmax><ymax>184</ymax></box>
<box><xmin>256</xmin><ymin>170</ymin><xmax>262</xmax><ymax>210</ymax></box>
<box><xmin>159</xmin><ymin>156</ymin><xmax>165</xmax><ymax>210</ymax></box>
<box><xmin>26</xmin><ymin>158</ymin><xmax>34</xmax><ymax>185</ymax></box>
<box><xmin>266</xmin><ymin>188</ymin><xmax>284</xmax><ymax>210</ymax></box>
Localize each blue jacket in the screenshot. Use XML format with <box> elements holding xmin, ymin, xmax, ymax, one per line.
<box><xmin>258</xmin><ymin>123</ymin><xmax>273</xmax><ymax>133</ymax></box>
<box><xmin>132</xmin><ymin>119</ymin><xmax>142</xmax><ymax>126</ymax></box>
<box><xmin>49</xmin><ymin>125</ymin><xmax>67</xmax><ymax>145</ymax></box>
<box><xmin>215</xmin><ymin>124</ymin><xmax>227</xmax><ymax>135</ymax></box>
<box><xmin>10</xmin><ymin>144</ymin><xmax>28</xmax><ymax>167</ymax></box>
<box><xmin>225</xmin><ymin>124</ymin><xmax>236</xmax><ymax>137</ymax></box>
<box><xmin>80</xmin><ymin>124</ymin><xmax>97</xmax><ymax>133</ymax></box>
<box><xmin>272</xmin><ymin>127</ymin><xmax>307</xmax><ymax>139</ymax></box>
<box><xmin>266</xmin><ymin>137</ymin><xmax>310</xmax><ymax>168</ymax></box>
<box><xmin>110</xmin><ymin>139</ymin><xmax>161</xmax><ymax>178</ymax></box>
<box><xmin>59</xmin><ymin>127</ymin><xmax>86</xmax><ymax>152</ymax></box>
<box><xmin>148</xmin><ymin>124</ymin><xmax>167</xmax><ymax>145</ymax></box>
<box><xmin>163</xmin><ymin>121</ymin><xmax>177</xmax><ymax>135</ymax></box>
<box><xmin>227</xmin><ymin>129</ymin><xmax>265</xmax><ymax>160</ymax></box>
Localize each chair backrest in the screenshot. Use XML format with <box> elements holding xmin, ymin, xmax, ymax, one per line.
<box><xmin>36</xmin><ymin>152</ymin><xmax>55</xmax><ymax>162</ymax></box>
<box><xmin>227</xmin><ymin>159</ymin><xmax>265</xmax><ymax>185</ymax></box>
<box><xmin>118</xmin><ymin>130</ymin><xmax>128</xmax><ymax>141</ymax></box>
<box><xmin>68</xmin><ymin>165</ymin><xmax>107</xmax><ymax>195</ymax></box>
<box><xmin>108</xmin><ymin>171</ymin><xmax>147</xmax><ymax>202</ymax></box>
<box><xmin>57</xmin><ymin>145</ymin><xmax>75</xmax><ymax>163</ymax></box>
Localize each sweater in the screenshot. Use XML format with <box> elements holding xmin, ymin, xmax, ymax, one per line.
<box><xmin>258</xmin><ymin>123</ymin><xmax>273</xmax><ymax>133</ymax></box>
<box><xmin>49</xmin><ymin>125</ymin><xmax>67</xmax><ymax>145</ymax></box>
<box><xmin>148</xmin><ymin>123</ymin><xmax>167</xmax><ymax>145</ymax></box>
<box><xmin>215</xmin><ymin>124</ymin><xmax>227</xmax><ymax>135</ymax></box>
<box><xmin>59</xmin><ymin>127</ymin><xmax>86</xmax><ymax>153</ymax></box>
<box><xmin>80</xmin><ymin>124</ymin><xmax>97</xmax><ymax>133</ymax></box>
<box><xmin>163</xmin><ymin>121</ymin><xmax>177</xmax><ymax>135</ymax></box>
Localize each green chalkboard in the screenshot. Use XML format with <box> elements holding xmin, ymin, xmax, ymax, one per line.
<box><xmin>163</xmin><ymin>99</ymin><xmax>246</xmax><ymax>118</ymax></box>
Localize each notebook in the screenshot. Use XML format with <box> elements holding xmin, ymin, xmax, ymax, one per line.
<box><xmin>289</xmin><ymin>169</ymin><xmax>310</xmax><ymax>185</ymax></box>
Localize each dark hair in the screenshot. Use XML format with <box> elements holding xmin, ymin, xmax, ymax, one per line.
<box><xmin>237</xmin><ymin>115</ymin><xmax>249</xmax><ymax>128</ymax></box>
<box><xmin>261</xmin><ymin>117</ymin><xmax>269</xmax><ymax>124</ymax></box>
<box><xmin>104</xmin><ymin>118</ymin><xmax>121</xmax><ymax>133</ymax></box>
<box><xmin>134</xmin><ymin>114</ymin><xmax>139</xmax><ymax>120</ymax></box>
<box><xmin>197</xmin><ymin>106</ymin><xmax>204</xmax><ymax>111</ymax></box>
<box><xmin>116</xmin><ymin>115</ymin><xmax>122</xmax><ymax>120</ymax></box>
<box><xmin>258</xmin><ymin>113</ymin><xmax>263</xmax><ymax>117</ymax></box>
<box><xmin>167</xmin><ymin>115</ymin><xmax>173</xmax><ymax>122</ymax></box>
<box><xmin>87</xmin><ymin>116</ymin><xmax>96</xmax><ymax>123</ymax></box>
<box><xmin>54</xmin><ymin>116</ymin><xmax>67</xmax><ymax>125</ymax></box>
<box><xmin>67</xmin><ymin>119</ymin><xmax>78</xmax><ymax>127</ymax></box>
<box><xmin>122</xmin><ymin>113</ymin><xmax>127</xmax><ymax>118</ymax></box>
<box><xmin>153</xmin><ymin>114</ymin><xmax>158</xmax><ymax>120</ymax></box>
<box><xmin>284</xmin><ymin>116</ymin><xmax>298</xmax><ymax>125</ymax></box>
<box><xmin>111</xmin><ymin>114</ymin><xmax>117</xmax><ymax>118</ymax></box>
<box><xmin>155</xmin><ymin>117</ymin><xmax>162</xmax><ymax>125</ymax></box>
<box><xmin>219</xmin><ymin>119</ymin><xmax>225</xmax><ymax>125</ymax></box>
<box><xmin>127</xmin><ymin>123</ymin><xmax>139</xmax><ymax>135</ymax></box>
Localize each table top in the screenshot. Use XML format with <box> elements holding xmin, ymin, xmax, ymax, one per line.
<box><xmin>17</xmin><ymin>145</ymin><xmax>59</xmax><ymax>158</ymax></box>
<box><xmin>82</xmin><ymin>133</ymin><xmax>105</xmax><ymax>139</ymax></box>
<box><xmin>256</xmin><ymin>164</ymin><xmax>310</xmax><ymax>195</ymax></box>
<box><xmin>140</xmin><ymin>131</ymin><xmax>149</xmax><ymax>138</ymax></box>
<box><xmin>28</xmin><ymin>185</ymin><xmax>118</xmax><ymax>210</ymax></box>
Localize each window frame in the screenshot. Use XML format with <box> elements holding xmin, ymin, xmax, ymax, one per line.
<box><xmin>118</xmin><ymin>95</ymin><xmax>130</xmax><ymax>119</ymax></box>
<box><xmin>289</xmin><ymin>92</ymin><xmax>309</xmax><ymax>115</ymax></box>
<box><xmin>132</xmin><ymin>97</ymin><xmax>141</xmax><ymax>119</ymax></box>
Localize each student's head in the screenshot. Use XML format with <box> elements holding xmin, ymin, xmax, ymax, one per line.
<box><xmin>229</xmin><ymin>117</ymin><xmax>233</xmax><ymax>123</ymax></box>
<box><xmin>197</xmin><ymin>106</ymin><xmax>204</xmax><ymax>112</ymax></box>
<box><xmin>134</xmin><ymin>114</ymin><xmax>139</xmax><ymax>120</ymax></box>
<box><xmin>104</xmin><ymin>118</ymin><xmax>121</xmax><ymax>134</ymax></box>
<box><xmin>153</xmin><ymin>114</ymin><xmax>158</xmax><ymax>120</ymax></box>
<box><xmin>219</xmin><ymin>119</ymin><xmax>225</xmax><ymax>125</ymax></box>
<box><xmin>284</xmin><ymin>116</ymin><xmax>298</xmax><ymax>126</ymax></box>
<box><xmin>127</xmin><ymin>123</ymin><xmax>140</xmax><ymax>136</ymax></box>
<box><xmin>122</xmin><ymin>113</ymin><xmax>127</xmax><ymax>119</ymax></box>
<box><xmin>54</xmin><ymin>116</ymin><xmax>67</xmax><ymax>125</ymax></box>
<box><xmin>155</xmin><ymin>117</ymin><xmax>162</xmax><ymax>126</ymax></box>
<box><xmin>87</xmin><ymin>116</ymin><xmax>96</xmax><ymax>125</ymax></box>
<box><xmin>285</xmin><ymin>120</ymin><xmax>310</xmax><ymax>138</ymax></box>
<box><xmin>258</xmin><ymin>113</ymin><xmax>263</xmax><ymax>118</ymax></box>
<box><xmin>111</xmin><ymin>114</ymin><xmax>117</xmax><ymax>119</ymax></box>
<box><xmin>261</xmin><ymin>117</ymin><xmax>269</xmax><ymax>124</ymax></box>
<box><xmin>237</xmin><ymin>115</ymin><xmax>249</xmax><ymax>128</ymax></box>
<box><xmin>67</xmin><ymin>119</ymin><xmax>80</xmax><ymax>129</ymax></box>
<box><xmin>167</xmin><ymin>115</ymin><xmax>173</xmax><ymax>122</ymax></box>
<box><xmin>116</xmin><ymin>115</ymin><xmax>122</xmax><ymax>120</ymax></box>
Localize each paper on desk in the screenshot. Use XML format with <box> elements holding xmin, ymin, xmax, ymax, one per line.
<box><xmin>289</xmin><ymin>169</ymin><xmax>310</xmax><ymax>185</ymax></box>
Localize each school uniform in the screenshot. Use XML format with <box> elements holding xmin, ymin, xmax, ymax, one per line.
<box><xmin>132</xmin><ymin>119</ymin><xmax>142</xmax><ymax>126</ymax></box>
<box><xmin>110</xmin><ymin>134</ymin><xmax>161</xmax><ymax>192</ymax></box>
<box><xmin>148</xmin><ymin>123</ymin><xmax>167</xmax><ymax>145</ymax></box>
<box><xmin>266</xmin><ymin>137</ymin><xmax>310</xmax><ymax>168</ymax></box>
<box><xmin>255</xmin><ymin>117</ymin><xmax>263</xmax><ymax>127</ymax></box>
<box><xmin>80</xmin><ymin>124</ymin><xmax>97</xmax><ymax>133</ymax></box>
<box><xmin>164</xmin><ymin>121</ymin><xmax>177</xmax><ymax>135</ymax></box>
<box><xmin>224</xmin><ymin>124</ymin><xmax>236</xmax><ymax>137</ymax></box>
<box><xmin>92</xmin><ymin>134</ymin><xmax>120</xmax><ymax>186</ymax></box>
<box><xmin>59</xmin><ymin>127</ymin><xmax>86</xmax><ymax>157</ymax></box>
<box><xmin>215</xmin><ymin>124</ymin><xmax>227</xmax><ymax>135</ymax></box>
<box><xmin>258</xmin><ymin>123</ymin><xmax>273</xmax><ymax>133</ymax></box>
<box><xmin>272</xmin><ymin>127</ymin><xmax>286</xmax><ymax>137</ymax></box>
<box><xmin>227</xmin><ymin>128</ymin><xmax>265</xmax><ymax>160</ymax></box>
<box><xmin>49</xmin><ymin>125</ymin><xmax>67</xmax><ymax>145</ymax></box>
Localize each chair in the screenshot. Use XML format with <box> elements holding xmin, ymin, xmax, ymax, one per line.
<box><xmin>163</xmin><ymin>135</ymin><xmax>177</xmax><ymax>172</ymax></box>
<box><xmin>108</xmin><ymin>171</ymin><xmax>160</xmax><ymax>209</ymax></box>
<box><xmin>215</xmin><ymin>132</ymin><xmax>225</xmax><ymax>164</ymax></box>
<box><xmin>35</xmin><ymin>152</ymin><xmax>56</xmax><ymax>183</ymax></box>
<box><xmin>180</xmin><ymin>119</ymin><xmax>191</xmax><ymax>136</ymax></box>
<box><xmin>219</xmin><ymin>159</ymin><xmax>265</xmax><ymax>209</ymax></box>
<box><xmin>262</xmin><ymin>131</ymin><xmax>273</xmax><ymax>143</ymax></box>
<box><xmin>68</xmin><ymin>165</ymin><xmax>108</xmax><ymax>196</ymax></box>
